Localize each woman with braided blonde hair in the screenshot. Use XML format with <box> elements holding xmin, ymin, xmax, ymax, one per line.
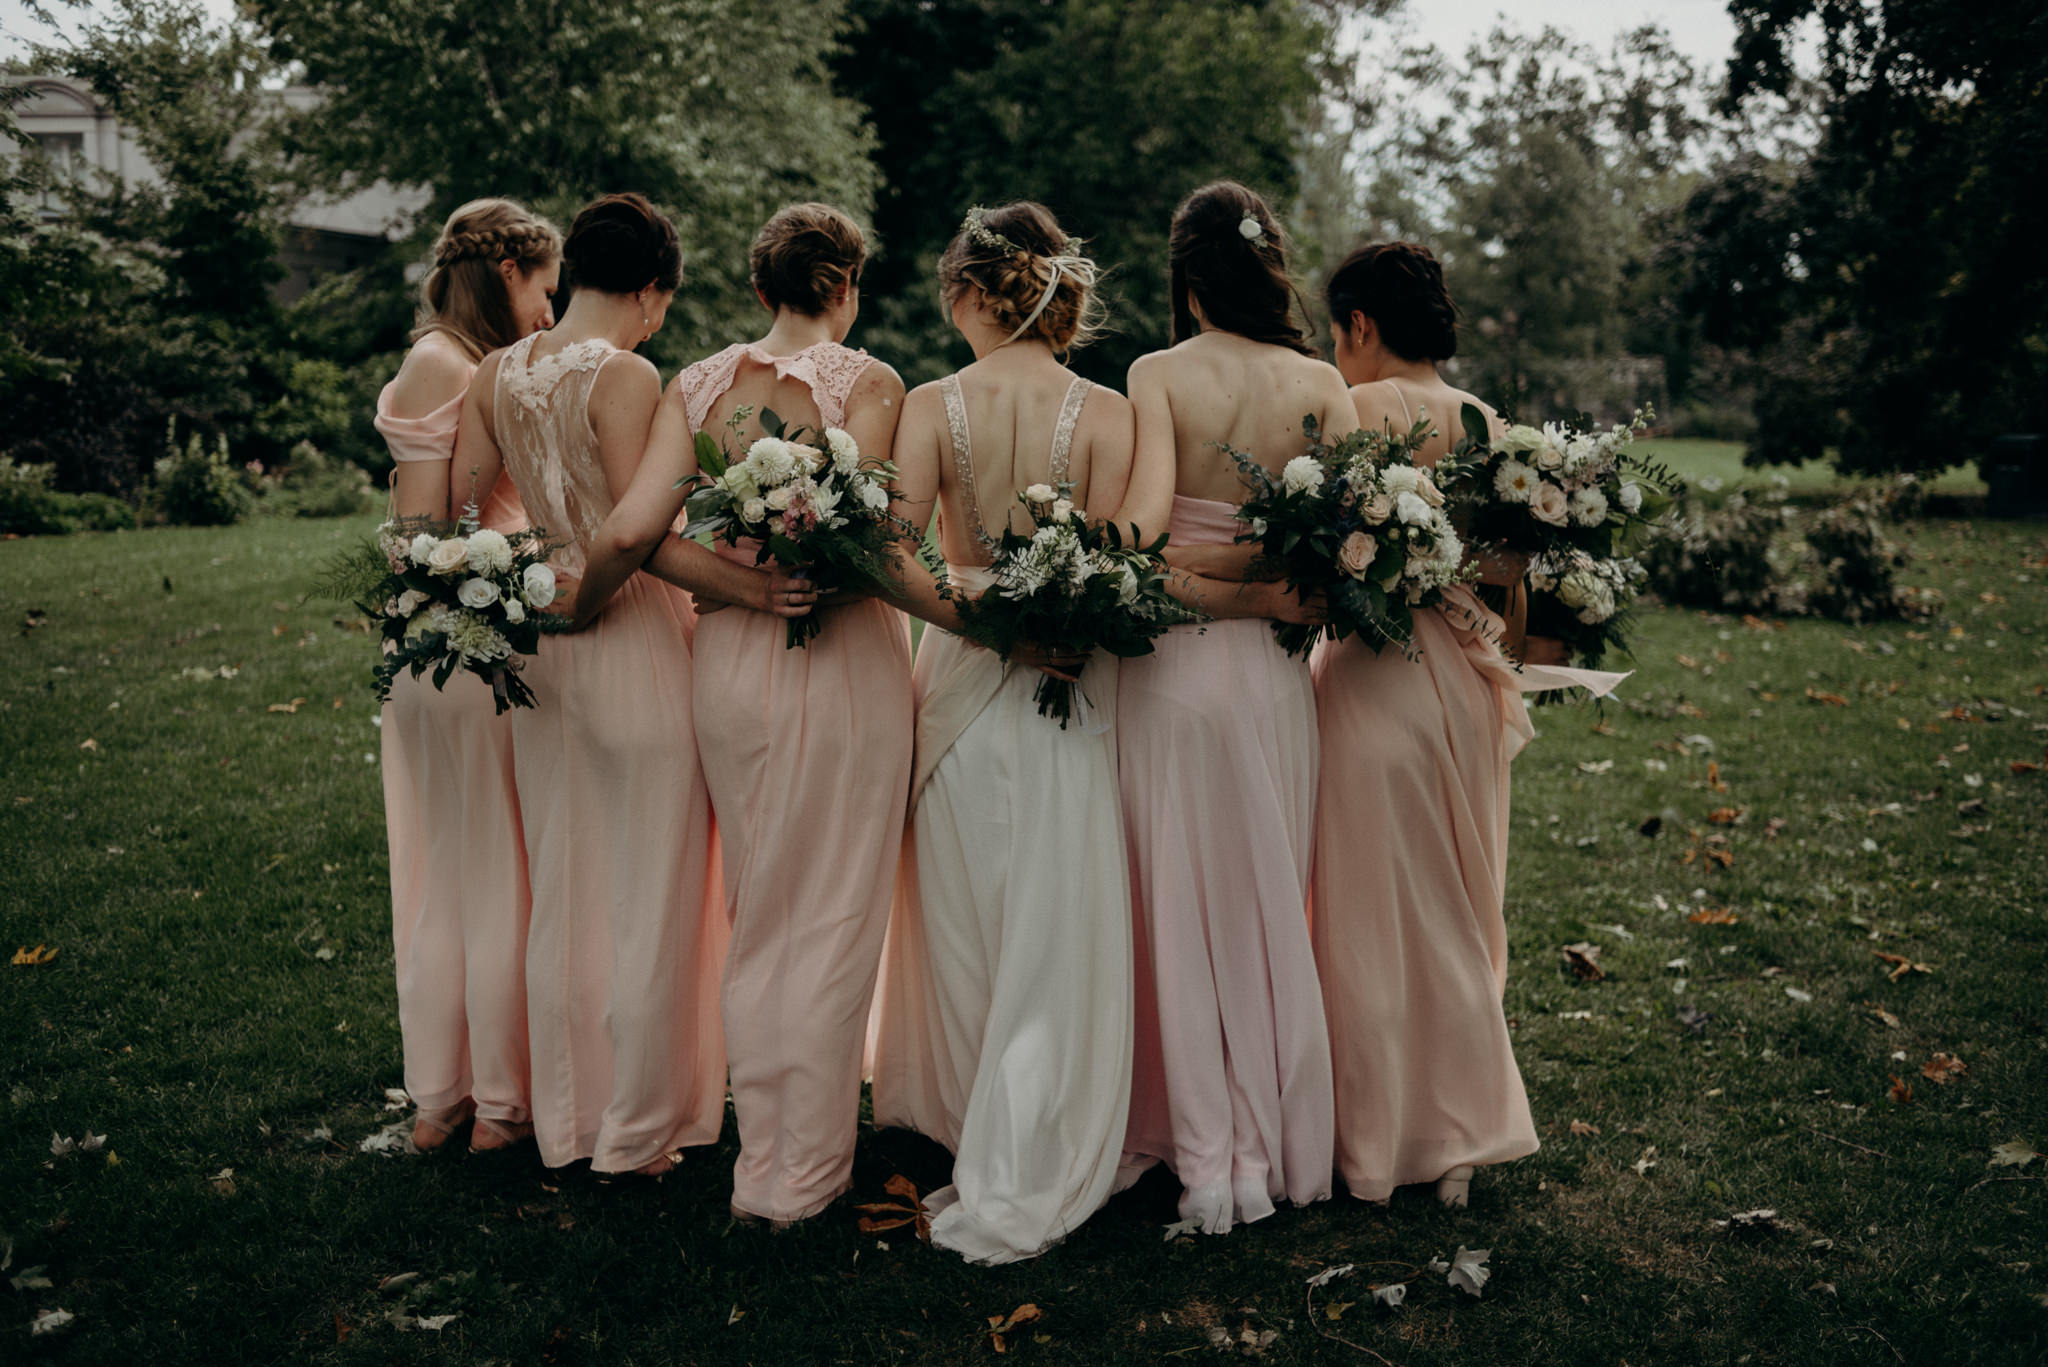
<box><xmin>869</xmin><ymin>201</ymin><xmax>1139</xmax><ymax>1262</ymax></box>
<box><xmin>375</xmin><ymin>196</ymin><xmax>560</xmax><ymax>1153</ymax></box>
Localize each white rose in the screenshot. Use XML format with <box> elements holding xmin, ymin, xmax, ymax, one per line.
<box><xmin>1493</xmin><ymin>458</ymin><xmax>1537</xmax><ymax>504</ymax></box>
<box><xmin>722</xmin><ymin>466</ymin><xmax>761</xmax><ymax>503</ymax></box>
<box><xmin>1249</xmin><ymin>517</ymin><xmax>1268</xmax><ymax>537</ymax></box>
<box><xmin>426</xmin><ymin>537</ymin><xmax>471</xmax><ymax>575</ymax></box>
<box><xmin>457</xmin><ymin>577</ymin><xmax>500</xmax><ymax>610</ymax></box>
<box><xmin>521</xmin><ymin>562</ymin><xmax>557</xmax><ymax>607</ymax></box>
<box><xmin>824</xmin><ymin>427</ymin><xmax>860</xmax><ymax>474</ymax></box>
<box><xmin>1395</xmin><ymin>490</ymin><xmax>1432</xmax><ymax>525</ymax></box>
<box><xmin>1533</xmin><ymin>440</ymin><xmax>1566</xmax><ymax>472</ymax></box>
<box><xmin>408</xmin><ymin>533</ymin><xmax>438</xmax><ymax>566</ymax></box>
<box><xmin>396</xmin><ymin>588</ymin><xmax>428</xmax><ymax>616</ymax></box>
<box><xmin>765</xmin><ymin>485</ymin><xmax>796</xmax><ymax>512</ymax></box>
<box><xmin>741</xmin><ymin>497</ymin><xmax>770</xmax><ymax>523</ymax></box>
<box><xmin>1281</xmin><ymin>456</ymin><xmax>1323</xmax><ymax>496</ymax></box>
<box><xmin>503</xmin><ymin>597</ymin><xmax>526</xmax><ymax>624</ymax></box>
<box><xmin>1618</xmin><ymin>481</ymin><xmax>1643</xmax><ymax>514</ymax></box>
<box><xmin>1024</xmin><ymin>483</ymin><xmax>1057</xmax><ymax>505</ymax></box>
<box><xmin>795</xmin><ymin>442</ymin><xmax>823</xmax><ymax>475</ymax></box>
<box><xmin>1362</xmin><ymin>490</ymin><xmax>1394</xmax><ymax>522</ymax></box>
<box><xmin>1568</xmin><ymin>487</ymin><xmax>1609</xmax><ymax>526</ymax></box>
<box><xmin>1529</xmin><ymin>482</ymin><xmax>1570</xmax><ymax>527</ymax></box>
<box><xmin>1337</xmin><ymin>530</ymin><xmax>1377</xmax><ymax>579</ymax></box>
<box><xmin>465</xmin><ymin>528</ymin><xmax>513</xmax><ymax>575</ymax></box>
<box><xmin>857</xmin><ymin>480</ymin><xmax>890</xmax><ymax>512</ymax></box>
<box><xmin>1050</xmin><ymin>498</ymin><xmax>1075</xmax><ymax>520</ymax></box>
<box><xmin>1501</xmin><ymin>424</ymin><xmax>1546</xmax><ymax>452</ymax></box>
<box><xmin>1417</xmin><ymin>473</ymin><xmax>1445</xmax><ymax>508</ymax></box>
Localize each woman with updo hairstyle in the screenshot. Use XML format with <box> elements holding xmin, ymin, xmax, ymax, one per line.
<box><xmin>1104</xmin><ymin>179</ymin><xmax>1356</xmax><ymax>1234</ymax></box>
<box><xmin>373</xmin><ymin>195</ymin><xmax>558</xmax><ymax>1154</ymax></box>
<box><xmin>451</xmin><ymin>192</ymin><xmax>729</xmax><ymax>1178</ymax></box>
<box><xmin>576</xmin><ymin>200</ymin><xmax>912</xmax><ymax>1222</ymax></box>
<box><xmin>1313</xmin><ymin>238</ymin><xmax>1541</xmax><ymax>1210</ymax></box>
<box><xmin>868</xmin><ymin>200</ymin><xmax>1139</xmax><ymax>1263</ymax></box>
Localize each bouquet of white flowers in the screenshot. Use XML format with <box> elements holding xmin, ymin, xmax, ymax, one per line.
<box><xmin>1228</xmin><ymin>415</ymin><xmax>1476</xmax><ymax>658</ymax></box>
<box><xmin>1525</xmin><ymin>548</ymin><xmax>1649</xmax><ymax>667</ymax></box>
<box><xmin>680</xmin><ymin>406</ymin><xmax>906</xmax><ymax>648</ymax></box>
<box><xmin>324</xmin><ymin>503</ymin><xmax>564</xmax><ymax>713</ymax></box>
<box><xmin>1441</xmin><ymin>404</ymin><xmax>1673</xmax><ymax>559</ymax></box>
<box><xmin>945</xmin><ymin>483</ymin><xmax>1192</xmax><ymax>727</ymax></box>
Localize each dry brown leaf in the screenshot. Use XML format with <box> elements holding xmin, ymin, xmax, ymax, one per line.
<box><xmin>1867</xmin><ymin>1004</ymin><xmax>1901</xmax><ymax>1028</ymax></box>
<box><xmin>1705</xmin><ymin>848</ymin><xmax>1734</xmax><ymax>869</ymax></box>
<box><xmin>852</xmin><ymin>1173</ymin><xmax>931</xmax><ymax>1241</ymax></box>
<box><xmin>1872</xmin><ymin>951</ymin><xmax>1934</xmax><ymax>982</ymax></box>
<box><xmin>1678</xmin><ymin>702</ymin><xmax>1708</xmax><ymax>719</ymax></box>
<box><xmin>1688</xmin><ymin>908</ymin><xmax>1739</xmax><ymax>925</ymax></box>
<box><xmin>1707</xmin><ymin>806</ymin><xmax>1744</xmax><ymax>825</ymax></box>
<box><xmin>986</xmin><ymin>1304</ymin><xmax>1043</xmax><ymax>1354</ymax></box>
<box><xmin>1921</xmin><ymin>1053</ymin><xmax>1966</xmax><ymax>1085</ymax></box>
<box><xmin>1805</xmin><ymin>687</ymin><xmax>1850</xmax><ymax>707</ymax></box>
<box><xmin>1764</xmin><ymin>816</ymin><xmax>1788</xmax><ymax>840</ymax></box>
<box><xmin>267</xmin><ymin>697</ymin><xmax>309</xmax><ymax>714</ymax></box>
<box><xmin>1888</xmin><ymin>1075</ymin><xmax>1913</xmax><ymax>1105</ymax></box>
<box><xmin>1706</xmin><ymin>761</ymin><xmax>1727</xmax><ymax>792</ymax></box>
<box><xmin>1560</xmin><ymin>943</ymin><xmax>1606</xmax><ymax>980</ymax></box>
<box><xmin>12</xmin><ymin>943</ymin><xmax>59</xmax><ymax>966</ymax></box>
<box><xmin>78</xmin><ymin>737</ymin><xmax>99</xmax><ymax>751</ymax></box>
<box><xmin>2011</xmin><ymin>752</ymin><xmax>2047</xmax><ymax>776</ymax></box>
<box><xmin>1569</xmin><ymin>1119</ymin><xmax>1602</xmax><ymax>1137</ymax></box>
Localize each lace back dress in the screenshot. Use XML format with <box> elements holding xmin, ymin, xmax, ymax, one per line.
<box><xmin>672</xmin><ymin>340</ymin><xmax>915</xmax><ymax>1222</ymax></box>
<box><xmin>870</xmin><ymin>371</ymin><xmax>1135</xmax><ymax>1264</ymax></box>
<box><xmin>492</xmin><ymin>333</ymin><xmax>729</xmax><ymax>1172</ymax></box>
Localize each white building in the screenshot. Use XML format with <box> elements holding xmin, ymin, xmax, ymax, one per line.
<box><xmin>10</xmin><ymin>74</ymin><xmax>430</xmax><ymax>300</ymax></box>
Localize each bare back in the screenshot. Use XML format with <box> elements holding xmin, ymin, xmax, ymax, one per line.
<box><xmin>675</xmin><ymin>340</ymin><xmax>880</xmax><ymax>451</ymax></box>
<box><xmin>1135</xmin><ymin>332</ymin><xmax>1361</xmax><ymax>505</ymax></box>
<box><xmin>1350</xmin><ymin>375</ymin><xmax>1501</xmax><ymax>469</ymax></box>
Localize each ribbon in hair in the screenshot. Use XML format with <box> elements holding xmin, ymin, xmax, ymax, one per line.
<box><xmin>1002</xmin><ymin>254</ymin><xmax>1097</xmax><ymax>347</ymax></box>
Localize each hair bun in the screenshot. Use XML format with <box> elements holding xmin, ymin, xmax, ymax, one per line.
<box><xmin>937</xmin><ymin>201</ymin><xmax>1107</xmax><ymax>352</ymax></box>
<box><xmin>751</xmin><ymin>204</ymin><xmax>867</xmax><ymax>316</ymax></box>
<box><xmin>563</xmin><ymin>192</ymin><xmax>684</xmax><ymax>296</ymax></box>
<box><xmin>1324</xmin><ymin>240</ymin><xmax>1458</xmax><ymax>362</ymax></box>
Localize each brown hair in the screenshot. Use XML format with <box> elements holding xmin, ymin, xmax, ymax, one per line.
<box><xmin>1326</xmin><ymin>241</ymin><xmax>1459</xmax><ymax>361</ymax></box>
<box><xmin>562</xmin><ymin>192</ymin><xmax>683</xmax><ymax>296</ymax></box>
<box><xmin>412</xmin><ymin>197</ymin><xmax>562</xmax><ymax>359</ymax></box>
<box><xmin>1168</xmin><ymin>181</ymin><xmax>1315</xmax><ymax>356</ymax></box>
<box><xmin>937</xmin><ymin>201</ymin><xmax>1106</xmax><ymax>353</ymax></box>
<box><xmin>752</xmin><ymin>202</ymin><xmax>866</xmax><ymax>315</ymax></box>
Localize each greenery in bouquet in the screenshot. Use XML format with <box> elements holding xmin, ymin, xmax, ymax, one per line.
<box><xmin>1525</xmin><ymin>548</ymin><xmax>1650</xmax><ymax>668</ymax></box>
<box><xmin>1443</xmin><ymin>404</ymin><xmax>1675</xmax><ymax>560</ymax></box>
<box><xmin>1228</xmin><ymin>415</ymin><xmax>1475</xmax><ymax>659</ymax></box>
<box><xmin>943</xmin><ymin>483</ymin><xmax>1193</xmax><ymax>728</ymax></box>
<box><xmin>679</xmin><ymin>406</ymin><xmax>908</xmax><ymax>648</ymax></box>
<box><xmin>321</xmin><ymin>505</ymin><xmax>566</xmax><ymax>713</ymax></box>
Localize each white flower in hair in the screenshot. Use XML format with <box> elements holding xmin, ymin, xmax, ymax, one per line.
<box><xmin>1239</xmin><ymin>215</ymin><xmax>1264</xmax><ymax>243</ymax></box>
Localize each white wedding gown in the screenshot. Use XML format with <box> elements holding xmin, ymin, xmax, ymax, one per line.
<box><xmin>870</xmin><ymin>377</ymin><xmax>1135</xmax><ymax>1263</ymax></box>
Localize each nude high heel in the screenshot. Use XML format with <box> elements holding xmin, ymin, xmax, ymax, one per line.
<box><xmin>1436</xmin><ymin>1165</ymin><xmax>1475</xmax><ymax>1208</ymax></box>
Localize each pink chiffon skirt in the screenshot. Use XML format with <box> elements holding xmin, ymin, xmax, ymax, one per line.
<box><xmin>381</xmin><ymin>481</ymin><xmax>532</xmax><ymax>1124</ymax></box>
<box><xmin>1310</xmin><ymin>588</ymin><xmax>1539</xmax><ymax>1199</ymax></box>
<box><xmin>1118</xmin><ymin>604</ymin><xmax>1334</xmax><ymax>1232</ymax></box>
<box><xmin>511</xmin><ymin>574</ymin><xmax>728</xmax><ymax>1171</ymax></box>
<box><xmin>693</xmin><ymin>592</ymin><xmax>913</xmax><ymax>1221</ymax></box>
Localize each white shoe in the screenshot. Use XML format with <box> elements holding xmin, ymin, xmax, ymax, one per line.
<box><xmin>1436</xmin><ymin>1165</ymin><xmax>1475</xmax><ymax>1208</ymax></box>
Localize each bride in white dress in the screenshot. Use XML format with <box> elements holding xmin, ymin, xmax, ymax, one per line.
<box><xmin>869</xmin><ymin>202</ymin><xmax>1137</xmax><ymax>1263</ymax></box>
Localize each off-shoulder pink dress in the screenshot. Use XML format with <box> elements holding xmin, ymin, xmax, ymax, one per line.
<box><xmin>675</xmin><ymin>341</ymin><xmax>914</xmax><ymax>1220</ymax></box>
<box><xmin>494</xmin><ymin>333</ymin><xmax>729</xmax><ymax>1172</ymax></box>
<box><xmin>1311</xmin><ymin>587</ymin><xmax>1540</xmax><ymax>1199</ymax></box>
<box><xmin>1117</xmin><ymin>494</ymin><xmax>1334</xmax><ymax>1232</ymax></box>
<box><xmin>375</xmin><ymin>375</ymin><xmax>532</xmax><ymax>1130</ymax></box>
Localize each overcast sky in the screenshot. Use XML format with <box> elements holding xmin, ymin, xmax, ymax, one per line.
<box><xmin>4</xmin><ymin>0</ymin><xmax>1745</xmax><ymax>72</ymax></box>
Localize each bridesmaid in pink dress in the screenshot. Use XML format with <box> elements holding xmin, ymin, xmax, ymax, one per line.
<box><xmin>1315</xmin><ymin>241</ymin><xmax>1540</xmax><ymax>1206</ymax></box>
<box><xmin>576</xmin><ymin>204</ymin><xmax>912</xmax><ymax>1222</ymax></box>
<box><xmin>450</xmin><ymin>194</ymin><xmax>728</xmax><ymax>1176</ymax></box>
<box><xmin>376</xmin><ymin>198</ymin><xmax>559</xmax><ymax>1152</ymax></box>
<box><xmin>1108</xmin><ymin>182</ymin><xmax>1358</xmax><ymax>1233</ymax></box>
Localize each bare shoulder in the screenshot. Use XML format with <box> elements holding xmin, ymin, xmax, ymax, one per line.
<box><xmin>1079</xmin><ymin>382</ymin><xmax>1132</xmax><ymax>423</ymax></box>
<box><xmin>387</xmin><ymin>332</ymin><xmax>476</xmax><ymax>417</ymax></box>
<box><xmin>1347</xmin><ymin>378</ymin><xmax>1408</xmax><ymax>428</ymax></box>
<box><xmin>849</xmin><ymin>357</ymin><xmax>907</xmax><ymax>406</ymax></box>
<box><xmin>1126</xmin><ymin>349</ymin><xmax>1174</xmax><ymax>393</ymax></box>
<box><xmin>593</xmin><ymin>349</ymin><xmax>662</xmax><ymax>405</ymax></box>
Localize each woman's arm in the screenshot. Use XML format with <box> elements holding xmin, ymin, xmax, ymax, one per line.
<box><xmin>445</xmin><ymin>354</ymin><xmax>507</xmax><ymax>521</ymax></box>
<box><xmin>1103</xmin><ymin>353</ymin><xmax>1178</xmax><ymax>545</ymax></box>
<box><xmin>876</xmin><ymin>384</ymin><xmax>963</xmax><ymax>635</ymax></box>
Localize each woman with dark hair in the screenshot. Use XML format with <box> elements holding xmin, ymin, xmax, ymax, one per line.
<box><xmin>1315</xmin><ymin>240</ymin><xmax>1539</xmax><ymax>1208</ymax></box>
<box><xmin>575</xmin><ymin>202</ymin><xmax>911</xmax><ymax>1225</ymax></box>
<box><xmin>375</xmin><ymin>197</ymin><xmax>559</xmax><ymax>1153</ymax></box>
<box><xmin>868</xmin><ymin>201</ymin><xmax>1137</xmax><ymax>1263</ymax></box>
<box><xmin>1106</xmin><ymin>180</ymin><xmax>1355</xmax><ymax>1234</ymax></box>
<box><xmin>448</xmin><ymin>193</ymin><xmax>727</xmax><ymax>1177</ymax></box>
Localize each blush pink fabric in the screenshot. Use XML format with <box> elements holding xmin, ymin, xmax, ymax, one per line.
<box><xmin>1117</xmin><ymin>495</ymin><xmax>1335</xmax><ymax>1232</ymax></box>
<box><xmin>677</xmin><ymin>343</ymin><xmax>914</xmax><ymax>1220</ymax></box>
<box><xmin>493</xmin><ymin>334</ymin><xmax>729</xmax><ymax>1171</ymax></box>
<box><xmin>1310</xmin><ymin>587</ymin><xmax>1541</xmax><ymax>1200</ymax></box>
<box><xmin>374</xmin><ymin>375</ymin><xmax>532</xmax><ymax>1126</ymax></box>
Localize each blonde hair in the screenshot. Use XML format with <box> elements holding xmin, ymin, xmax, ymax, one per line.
<box><xmin>751</xmin><ymin>203</ymin><xmax>866</xmax><ymax>315</ymax></box>
<box><xmin>938</xmin><ymin>201</ymin><xmax>1107</xmax><ymax>353</ymax></box>
<box><xmin>412</xmin><ymin>198</ymin><xmax>563</xmax><ymax>360</ymax></box>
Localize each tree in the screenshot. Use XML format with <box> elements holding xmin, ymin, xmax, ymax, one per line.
<box><xmin>252</xmin><ymin>0</ymin><xmax>879</xmax><ymax>366</ymax></box>
<box><xmin>835</xmin><ymin>0</ymin><xmax>1371</xmax><ymax>385</ymax></box>
<box><xmin>1711</xmin><ymin>0</ymin><xmax>2048</xmax><ymax>472</ymax></box>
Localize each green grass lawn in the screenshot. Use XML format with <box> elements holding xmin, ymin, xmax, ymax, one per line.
<box><xmin>3</xmin><ymin>513</ymin><xmax>2044</xmax><ymax>1365</ymax></box>
<box><xmin>1630</xmin><ymin>437</ymin><xmax>1990</xmax><ymax>500</ymax></box>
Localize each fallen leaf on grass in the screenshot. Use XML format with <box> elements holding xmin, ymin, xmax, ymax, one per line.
<box><xmin>267</xmin><ymin>697</ymin><xmax>309</xmax><ymax>714</ymax></box>
<box><xmin>1305</xmin><ymin>1264</ymin><xmax>1354</xmax><ymax>1289</ymax></box>
<box><xmin>30</xmin><ymin>1308</ymin><xmax>74</xmax><ymax>1336</ymax></box>
<box><xmin>1921</xmin><ymin>1053</ymin><xmax>1966</xmax><ymax>1085</ymax></box>
<box><xmin>853</xmin><ymin>1174</ymin><xmax>931</xmax><ymax>1242</ymax></box>
<box><xmin>1447</xmin><ymin>1246</ymin><xmax>1491</xmax><ymax>1297</ymax></box>
<box><xmin>210</xmin><ymin>1167</ymin><xmax>236</xmax><ymax>1195</ymax></box>
<box><xmin>1988</xmin><ymin>1141</ymin><xmax>2041</xmax><ymax>1169</ymax></box>
<box><xmin>1576</xmin><ymin>759</ymin><xmax>1614</xmax><ymax>775</ymax></box>
<box><xmin>1806</xmin><ymin>688</ymin><xmax>1850</xmax><ymax>707</ymax></box>
<box><xmin>12</xmin><ymin>944</ymin><xmax>58</xmax><ymax>966</ymax></box>
<box><xmin>1707</xmin><ymin>806</ymin><xmax>1744</xmax><ymax>825</ymax></box>
<box><xmin>359</xmin><ymin>1119</ymin><xmax>418</xmax><ymax>1156</ymax></box>
<box><xmin>2011</xmin><ymin>753</ymin><xmax>2047</xmax><ymax>776</ymax></box>
<box><xmin>1689</xmin><ymin>908</ymin><xmax>1739</xmax><ymax>925</ymax></box>
<box><xmin>1784</xmin><ymin>986</ymin><xmax>1814</xmax><ymax>1003</ymax></box>
<box><xmin>78</xmin><ymin>738</ymin><xmax>99</xmax><ymax>752</ymax></box>
<box><xmin>727</xmin><ymin>1305</ymin><xmax>745</xmax><ymax>1326</ymax></box>
<box><xmin>1560</xmin><ymin>942</ymin><xmax>1605</xmax><ymax>980</ymax></box>
<box><xmin>1570</xmin><ymin>1119</ymin><xmax>1602</xmax><ymax>1137</ymax></box>
<box><xmin>377</xmin><ymin>1272</ymin><xmax>421</xmax><ymax>1294</ymax></box>
<box><xmin>1714</xmin><ymin>1208</ymin><xmax>1780</xmax><ymax>1234</ymax></box>
<box><xmin>1872</xmin><ymin>951</ymin><xmax>1935</xmax><ymax>981</ymax></box>
<box><xmin>1162</xmin><ymin>1217</ymin><xmax>1202</xmax><ymax>1243</ymax></box>
<box><xmin>1632</xmin><ymin>1146</ymin><xmax>1658</xmax><ymax>1176</ymax></box>
<box><xmin>1888</xmin><ymin>1075</ymin><xmax>1913</xmax><ymax>1106</ymax></box>
<box><xmin>1706</xmin><ymin>761</ymin><xmax>1727</xmax><ymax>792</ymax></box>
<box><xmin>985</xmin><ymin>1303</ymin><xmax>1042</xmax><ymax>1354</ymax></box>
<box><xmin>10</xmin><ymin>1266</ymin><xmax>54</xmax><ymax>1292</ymax></box>
<box><xmin>1372</xmin><ymin>1282</ymin><xmax>1406</xmax><ymax>1309</ymax></box>
<box><xmin>1867</xmin><ymin>1004</ymin><xmax>1901</xmax><ymax>1028</ymax></box>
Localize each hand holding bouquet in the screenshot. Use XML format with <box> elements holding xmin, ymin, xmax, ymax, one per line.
<box><xmin>325</xmin><ymin>503</ymin><xmax>565</xmax><ymax>713</ymax></box>
<box><xmin>1442</xmin><ymin>404</ymin><xmax>1673</xmax><ymax>559</ymax></box>
<box><xmin>1228</xmin><ymin>415</ymin><xmax>1476</xmax><ymax>659</ymax></box>
<box><xmin>679</xmin><ymin>406</ymin><xmax>906</xmax><ymax>648</ymax></box>
<box><xmin>945</xmin><ymin>483</ymin><xmax>1192</xmax><ymax>727</ymax></box>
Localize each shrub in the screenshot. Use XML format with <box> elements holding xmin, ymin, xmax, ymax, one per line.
<box><xmin>1801</xmin><ymin>496</ymin><xmax>1910</xmax><ymax>622</ymax></box>
<box><xmin>0</xmin><ymin>457</ymin><xmax>67</xmax><ymax>535</ymax></box>
<box><xmin>47</xmin><ymin>491</ymin><xmax>139</xmax><ymax>532</ymax></box>
<box><xmin>152</xmin><ymin>421</ymin><xmax>253</xmax><ymax>527</ymax></box>
<box><xmin>1642</xmin><ymin>488</ymin><xmax>1793</xmax><ymax>614</ymax></box>
<box><xmin>268</xmin><ymin>441</ymin><xmax>375</xmax><ymax>519</ymax></box>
